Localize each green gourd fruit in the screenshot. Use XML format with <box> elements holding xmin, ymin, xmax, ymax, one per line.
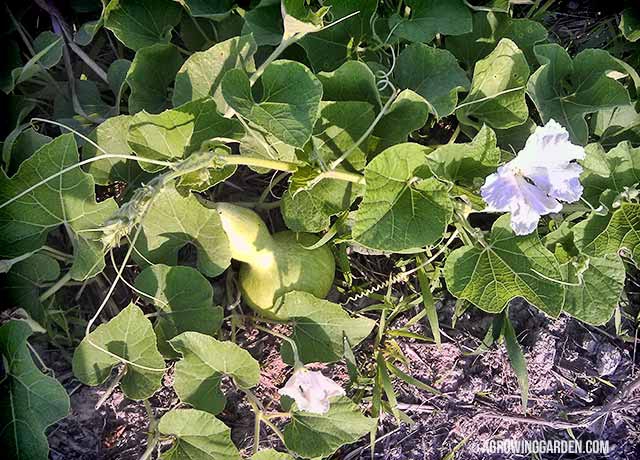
<box><xmin>217</xmin><ymin>203</ymin><xmax>335</xmax><ymax>317</ymax></box>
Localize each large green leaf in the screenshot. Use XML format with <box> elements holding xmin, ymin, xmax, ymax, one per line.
<box><xmin>0</xmin><ymin>134</ymin><xmax>117</xmax><ymax>280</ymax></box>
<box><xmin>222</xmin><ymin>60</ymin><xmax>323</xmax><ymax>148</ymax></box>
<box><xmin>2</xmin><ymin>253</ymin><xmax>59</xmax><ymax>322</ymax></box>
<box><xmin>580</xmin><ymin>142</ymin><xmax>640</xmax><ymax>206</ymax></box>
<box><xmin>158</xmin><ymin>409</ymin><xmax>240</xmax><ymax>460</ymax></box>
<box><xmin>316</xmin><ymin>60</ymin><xmax>381</xmax><ymax>107</ymax></box>
<box><xmin>275</xmin><ymin>291</ymin><xmax>375</xmax><ymax>364</ymax></box>
<box><xmin>456</xmin><ymin>38</ymin><xmax>530</xmax><ymax>130</ymax></box>
<box><xmin>427</xmin><ymin>125</ymin><xmax>500</xmax><ymax>186</ymax></box>
<box><xmin>0</xmin><ymin>321</ymin><xmax>70</xmax><ymax>460</ymax></box>
<box><xmin>388</xmin><ymin>0</ymin><xmax>472</xmax><ymax>43</ymax></box>
<box><xmin>83</xmin><ymin>115</ymin><xmax>152</xmax><ymax>187</ymax></box>
<box><xmin>562</xmin><ymin>255</ymin><xmax>625</xmax><ymax>325</ymax></box>
<box><xmin>367</xmin><ymin>89</ymin><xmax>430</xmax><ymax>154</ymax></box>
<box><xmin>242</xmin><ymin>0</ymin><xmax>283</xmax><ymax>46</ymax></box>
<box><xmin>135</xmin><ymin>184</ymin><xmax>231</xmax><ymax>277</ymax></box>
<box><xmin>126</xmin><ymin>44</ymin><xmax>183</xmax><ymax>114</ymax></box>
<box><xmin>4</xmin><ymin>127</ymin><xmax>51</xmax><ymax>177</ymax></box>
<box><xmin>353</xmin><ymin>143</ymin><xmax>453</xmax><ymax>252</ymax></box>
<box><xmin>308</xmin><ymin>101</ymin><xmax>376</xmax><ymax>170</ymax></box>
<box><xmin>72</xmin><ymin>304</ymin><xmax>165</xmax><ymax>400</ymax></box>
<box><xmin>282</xmin><ymin>179</ymin><xmax>361</xmax><ymax>232</ymax></box>
<box><xmin>444</xmin><ymin>214</ymin><xmax>565</xmax><ymax>316</ymax></box>
<box><xmin>169</xmin><ymin>332</ymin><xmax>260</xmax><ymax>414</ymax></box>
<box><xmin>527</xmin><ymin>44</ymin><xmax>631</xmax><ymax>145</ymax></box>
<box><xmin>283</xmin><ymin>396</ymin><xmax>376</xmax><ymax>459</ymax></box>
<box><xmin>395</xmin><ymin>44</ymin><xmax>469</xmax><ymax>119</ymax></box>
<box><xmin>447</xmin><ymin>11</ymin><xmax>548</xmax><ymax>68</ymax></box>
<box><xmin>298</xmin><ymin>0</ymin><xmax>377</xmax><ymax>72</ymax></box>
<box><xmin>127</xmin><ymin>97</ymin><xmax>243</xmax><ymax>172</ymax></box>
<box><xmin>574</xmin><ymin>203</ymin><xmax>640</xmax><ymax>263</ymax></box>
<box><xmin>173</xmin><ymin>35</ymin><xmax>257</xmax><ymax>109</ymax></box>
<box><xmin>104</xmin><ymin>0</ymin><xmax>182</xmax><ymax>50</ymax></box>
<box><xmin>592</xmin><ymin>104</ymin><xmax>640</xmax><ymax>148</ymax></box>
<box><xmin>134</xmin><ymin>265</ymin><xmax>222</xmax><ymax>358</ymax></box>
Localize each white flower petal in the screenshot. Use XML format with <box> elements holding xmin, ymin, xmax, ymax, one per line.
<box><xmin>481</xmin><ymin>120</ymin><xmax>584</xmax><ymax>235</ymax></box>
<box><xmin>515</xmin><ymin>119</ymin><xmax>585</xmax><ymax>171</ymax></box>
<box><xmin>482</xmin><ymin>163</ymin><xmax>561</xmax><ymax>235</ymax></box>
<box><xmin>524</xmin><ymin>162</ymin><xmax>584</xmax><ymax>203</ymax></box>
<box><xmin>279</xmin><ymin>369</ymin><xmax>345</xmax><ymax>414</ymax></box>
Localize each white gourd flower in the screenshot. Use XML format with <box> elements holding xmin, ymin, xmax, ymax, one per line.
<box><xmin>481</xmin><ymin>119</ymin><xmax>585</xmax><ymax>235</ymax></box>
<box><xmin>279</xmin><ymin>368</ymin><xmax>345</xmax><ymax>414</ymax></box>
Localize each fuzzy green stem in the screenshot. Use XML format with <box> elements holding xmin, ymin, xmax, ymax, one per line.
<box><xmin>39</xmin><ymin>271</ymin><xmax>73</xmax><ymax>302</ymax></box>
<box><xmin>250</xmin><ymin>37</ymin><xmax>298</xmax><ymax>86</ymax></box>
<box><xmin>317</xmin><ymin>169</ymin><xmax>365</xmax><ymax>185</ymax></box>
<box><xmin>95</xmin><ymin>365</ymin><xmax>126</xmax><ymax>409</ymax></box>
<box><xmin>329</xmin><ymin>89</ymin><xmax>399</xmax><ymax>170</ymax></box>
<box><xmin>216</xmin><ymin>155</ymin><xmax>299</xmax><ymax>172</ymax></box>
<box><xmin>139</xmin><ymin>400</ymin><xmax>160</xmax><ymax>460</ymax></box>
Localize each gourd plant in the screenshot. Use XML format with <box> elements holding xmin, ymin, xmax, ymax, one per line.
<box><xmin>1</xmin><ymin>0</ymin><xmax>640</xmax><ymax>459</ymax></box>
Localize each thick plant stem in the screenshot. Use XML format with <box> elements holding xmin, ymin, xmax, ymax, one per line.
<box><xmin>95</xmin><ymin>365</ymin><xmax>126</xmax><ymax>409</ymax></box>
<box><xmin>250</xmin><ymin>37</ymin><xmax>297</xmax><ymax>86</ymax></box>
<box><xmin>216</xmin><ymin>155</ymin><xmax>299</xmax><ymax>172</ymax></box>
<box><xmin>139</xmin><ymin>400</ymin><xmax>160</xmax><ymax>460</ymax></box>
<box><xmin>329</xmin><ymin>89</ymin><xmax>399</xmax><ymax>170</ymax></box>
<box><xmin>214</xmin><ymin>155</ymin><xmax>366</xmax><ymax>185</ymax></box>
<box><xmin>39</xmin><ymin>271</ymin><xmax>73</xmax><ymax>302</ymax></box>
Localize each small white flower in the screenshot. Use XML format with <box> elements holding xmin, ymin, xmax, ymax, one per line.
<box><xmin>481</xmin><ymin>119</ymin><xmax>585</xmax><ymax>235</ymax></box>
<box><xmin>279</xmin><ymin>368</ymin><xmax>345</xmax><ymax>414</ymax></box>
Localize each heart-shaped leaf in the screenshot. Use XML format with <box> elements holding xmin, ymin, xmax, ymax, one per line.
<box><xmin>275</xmin><ymin>291</ymin><xmax>375</xmax><ymax>364</ymax></box>
<box><xmin>283</xmin><ymin>396</ymin><xmax>376</xmax><ymax>459</ymax></box>
<box><xmin>134</xmin><ymin>265</ymin><xmax>222</xmax><ymax>358</ymax></box>
<box><xmin>0</xmin><ymin>134</ymin><xmax>117</xmax><ymax>280</ymax></box>
<box><xmin>104</xmin><ymin>0</ymin><xmax>182</xmax><ymax>50</ymax></box>
<box><xmin>282</xmin><ymin>178</ymin><xmax>361</xmax><ymax>232</ymax></box>
<box><xmin>395</xmin><ymin>43</ymin><xmax>469</xmax><ymax>119</ymax></box>
<box><xmin>2</xmin><ymin>253</ymin><xmax>59</xmax><ymax>322</ymax></box>
<box><xmin>527</xmin><ymin>44</ymin><xmax>631</xmax><ymax>145</ymax></box>
<box><xmin>173</xmin><ymin>35</ymin><xmax>257</xmax><ymax>109</ymax></box>
<box><xmin>316</xmin><ymin>60</ymin><xmax>381</xmax><ymax>107</ymax></box>
<box><xmin>456</xmin><ymin>38</ymin><xmax>530</xmax><ymax>130</ymax></box>
<box><xmin>73</xmin><ymin>304</ymin><xmax>165</xmax><ymax>400</ymax></box>
<box><xmin>126</xmin><ymin>44</ymin><xmax>183</xmax><ymax>114</ymax></box>
<box><xmin>562</xmin><ymin>254</ymin><xmax>625</xmax><ymax>325</ymax></box>
<box><xmin>580</xmin><ymin>141</ymin><xmax>640</xmax><ymax>206</ymax></box>
<box><xmin>135</xmin><ymin>184</ymin><xmax>231</xmax><ymax>277</ymax></box>
<box><xmin>170</xmin><ymin>332</ymin><xmax>260</xmax><ymax>414</ymax></box>
<box><xmin>388</xmin><ymin>0</ymin><xmax>472</xmax><ymax>43</ymax></box>
<box><xmin>447</xmin><ymin>11</ymin><xmax>548</xmax><ymax>68</ymax></box>
<box><xmin>427</xmin><ymin>125</ymin><xmax>501</xmax><ymax>185</ymax></box>
<box><xmin>158</xmin><ymin>409</ymin><xmax>240</xmax><ymax>460</ymax></box>
<box><xmin>353</xmin><ymin>143</ymin><xmax>453</xmax><ymax>252</ymax></box>
<box><xmin>444</xmin><ymin>214</ymin><xmax>565</xmax><ymax>316</ymax></box>
<box><xmin>574</xmin><ymin>203</ymin><xmax>640</xmax><ymax>264</ymax></box>
<box><xmin>127</xmin><ymin>97</ymin><xmax>242</xmax><ymax>172</ymax></box>
<box><xmin>222</xmin><ymin>60</ymin><xmax>323</xmax><ymax>148</ymax></box>
<box><xmin>298</xmin><ymin>0</ymin><xmax>377</xmax><ymax>72</ymax></box>
<box><xmin>83</xmin><ymin>115</ymin><xmax>152</xmax><ymax>187</ymax></box>
<box><xmin>0</xmin><ymin>320</ymin><xmax>70</xmax><ymax>460</ymax></box>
